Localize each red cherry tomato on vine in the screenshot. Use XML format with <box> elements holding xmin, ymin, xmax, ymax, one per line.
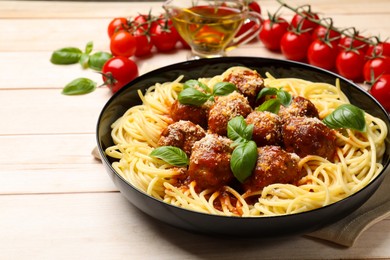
<box><xmin>259</xmin><ymin>16</ymin><xmax>289</xmax><ymax>52</ymax></box>
<box><xmin>133</xmin><ymin>28</ymin><xmax>154</xmax><ymax>57</ymax></box>
<box><xmin>110</xmin><ymin>31</ymin><xmax>137</xmax><ymax>57</ymax></box>
<box><xmin>338</xmin><ymin>34</ymin><xmax>368</xmax><ymax>54</ymax></box>
<box><xmin>133</xmin><ymin>14</ymin><xmax>152</xmax><ymax>30</ymax></box>
<box><xmin>366</xmin><ymin>41</ymin><xmax>390</xmax><ymax>57</ymax></box>
<box><xmin>370</xmin><ymin>74</ymin><xmax>390</xmax><ymax>112</ymax></box>
<box><xmin>307</xmin><ymin>39</ymin><xmax>339</xmax><ymax>71</ymax></box>
<box><xmin>336</xmin><ymin>50</ymin><xmax>365</xmax><ymax>81</ymax></box>
<box><xmin>290</xmin><ymin>10</ymin><xmax>319</xmax><ymax>33</ymax></box>
<box><xmin>363</xmin><ymin>56</ymin><xmax>390</xmax><ymax>82</ymax></box>
<box><xmin>102</xmin><ymin>56</ymin><xmax>139</xmax><ymax>93</ymax></box>
<box><xmin>150</xmin><ymin>17</ymin><xmax>179</xmax><ymax>52</ymax></box>
<box><xmin>311</xmin><ymin>25</ymin><xmax>341</xmax><ymax>43</ymax></box>
<box><xmin>280</xmin><ymin>31</ymin><xmax>312</xmax><ymax>61</ymax></box>
<box><xmin>107</xmin><ymin>17</ymin><xmax>129</xmax><ymax>38</ymax></box>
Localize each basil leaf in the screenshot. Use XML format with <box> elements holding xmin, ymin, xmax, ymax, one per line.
<box><xmin>85</xmin><ymin>41</ymin><xmax>93</xmax><ymax>54</ymax></box>
<box><xmin>79</xmin><ymin>53</ymin><xmax>89</xmax><ymax>69</ymax></box>
<box><xmin>150</xmin><ymin>146</ymin><xmax>189</xmax><ymax>167</ymax></box>
<box><xmin>227</xmin><ymin>116</ymin><xmax>253</xmax><ymax>143</ymax></box>
<box><xmin>88</xmin><ymin>51</ymin><xmax>112</xmax><ymax>71</ymax></box>
<box><xmin>183</xmin><ymin>79</ymin><xmax>210</xmax><ymax>93</ymax></box>
<box><xmin>277</xmin><ymin>89</ymin><xmax>292</xmax><ymax>107</ymax></box>
<box><xmin>62</xmin><ymin>78</ymin><xmax>96</xmax><ymax>95</ymax></box>
<box><xmin>178</xmin><ymin>87</ymin><xmax>211</xmax><ymax>106</ymax></box>
<box><xmin>256</xmin><ymin>99</ymin><xmax>281</xmax><ymax>114</ymax></box>
<box><xmin>50</xmin><ymin>47</ymin><xmax>82</xmax><ymax>64</ymax></box>
<box><xmin>230</xmin><ymin>141</ymin><xmax>258</xmax><ymax>183</ymax></box>
<box><xmin>212</xmin><ymin>82</ymin><xmax>237</xmax><ymax>96</ymax></box>
<box><xmin>323</xmin><ymin>104</ymin><xmax>366</xmax><ymax>132</ymax></box>
<box><xmin>256</xmin><ymin>87</ymin><xmax>277</xmax><ymax>101</ymax></box>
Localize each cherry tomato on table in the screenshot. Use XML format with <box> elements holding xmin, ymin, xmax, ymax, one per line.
<box><xmin>107</xmin><ymin>17</ymin><xmax>130</xmax><ymax>38</ymax></box>
<box><xmin>338</xmin><ymin>33</ymin><xmax>369</xmax><ymax>54</ymax></box>
<box><xmin>102</xmin><ymin>56</ymin><xmax>139</xmax><ymax>93</ymax></box>
<box><xmin>370</xmin><ymin>74</ymin><xmax>390</xmax><ymax>112</ymax></box>
<box><xmin>336</xmin><ymin>50</ymin><xmax>365</xmax><ymax>81</ymax></box>
<box><xmin>290</xmin><ymin>9</ymin><xmax>319</xmax><ymax>33</ymax></box>
<box><xmin>259</xmin><ymin>15</ymin><xmax>289</xmax><ymax>52</ymax></box>
<box><xmin>110</xmin><ymin>30</ymin><xmax>137</xmax><ymax>57</ymax></box>
<box><xmin>311</xmin><ymin>25</ymin><xmax>341</xmax><ymax>43</ymax></box>
<box><xmin>366</xmin><ymin>41</ymin><xmax>390</xmax><ymax>57</ymax></box>
<box><xmin>307</xmin><ymin>39</ymin><xmax>339</xmax><ymax>71</ymax></box>
<box><xmin>280</xmin><ymin>30</ymin><xmax>312</xmax><ymax>61</ymax></box>
<box><xmin>363</xmin><ymin>56</ymin><xmax>390</xmax><ymax>82</ymax></box>
<box><xmin>150</xmin><ymin>17</ymin><xmax>179</xmax><ymax>52</ymax></box>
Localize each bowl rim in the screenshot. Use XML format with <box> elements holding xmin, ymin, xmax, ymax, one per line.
<box><xmin>96</xmin><ymin>56</ymin><xmax>390</xmax><ymax>221</ymax></box>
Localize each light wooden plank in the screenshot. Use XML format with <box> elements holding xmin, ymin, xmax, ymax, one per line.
<box><xmin>0</xmin><ymin>192</ymin><xmax>388</xmax><ymax>259</ymax></box>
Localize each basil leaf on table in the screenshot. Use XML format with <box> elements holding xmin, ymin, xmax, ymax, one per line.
<box><xmin>230</xmin><ymin>141</ymin><xmax>258</xmax><ymax>183</ymax></box>
<box><xmin>88</xmin><ymin>51</ymin><xmax>112</xmax><ymax>71</ymax></box>
<box><xmin>79</xmin><ymin>53</ymin><xmax>90</xmax><ymax>69</ymax></box>
<box><xmin>62</xmin><ymin>78</ymin><xmax>97</xmax><ymax>95</ymax></box>
<box><xmin>84</xmin><ymin>41</ymin><xmax>93</xmax><ymax>55</ymax></box>
<box><xmin>150</xmin><ymin>146</ymin><xmax>189</xmax><ymax>167</ymax></box>
<box><xmin>323</xmin><ymin>104</ymin><xmax>366</xmax><ymax>132</ymax></box>
<box><xmin>50</xmin><ymin>47</ymin><xmax>82</xmax><ymax>64</ymax></box>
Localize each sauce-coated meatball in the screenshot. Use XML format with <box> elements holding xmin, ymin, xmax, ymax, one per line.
<box><xmin>242</xmin><ymin>146</ymin><xmax>302</xmax><ymax>192</ymax></box>
<box><xmin>169</xmin><ymin>100</ymin><xmax>208</xmax><ymax>128</ymax></box>
<box><xmin>188</xmin><ymin>134</ymin><xmax>234</xmax><ymax>190</ymax></box>
<box><xmin>282</xmin><ymin>116</ymin><xmax>337</xmax><ymax>161</ymax></box>
<box><xmin>223</xmin><ymin>69</ymin><xmax>264</xmax><ymax>107</ymax></box>
<box><xmin>208</xmin><ymin>92</ymin><xmax>252</xmax><ymax>136</ymax></box>
<box><xmin>245</xmin><ymin>111</ymin><xmax>282</xmax><ymax>146</ymax></box>
<box><xmin>158</xmin><ymin>120</ymin><xmax>206</xmax><ymax>156</ymax></box>
<box><xmin>278</xmin><ymin>96</ymin><xmax>319</xmax><ymax>122</ymax></box>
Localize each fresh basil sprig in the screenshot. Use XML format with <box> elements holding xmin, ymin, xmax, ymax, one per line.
<box><xmin>50</xmin><ymin>47</ymin><xmax>82</xmax><ymax>65</ymax></box>
<box><xmin>62</xmin><ymin>78</ymin><xmax>97</xmax><ymax>95</ymax></box>
<box><xmin>323</xmin><ymin>104</ymin><xmax>366</xmax><ymax>132</ymax></box>
<box><xmin>149</xmin><ymin>146</ymin><xmax>189</xmax><ymax>167</ymax></box>
<box><xmin>227</xmin><ymin>116</ymin><xmax>257</xmax><ymax>183</ymax></box>
<box><xmin>178</xmin><ymin>80</ymin><xmax>237</xmax><ymax>106</ymax></box>
<box><xmin>256</xmin><ymin>87</ymin><xmax>292</xmax><ymax>114</ymax></box>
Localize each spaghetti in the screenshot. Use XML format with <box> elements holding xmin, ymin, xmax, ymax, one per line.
<box><xmin>105</xmin><ymin>67</ymin><xmax>387</xmax><ymax>217</ymax></box>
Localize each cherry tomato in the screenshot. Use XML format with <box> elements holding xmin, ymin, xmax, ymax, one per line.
<box><xmin>370</xmin><ymin>74</ymin><xmax>390</xmax><ymax>112</ymax></box>
<box><xmin>110</xmin><ymin>30</ymin><xmax>137</xmax><ymax>57</ymax></box>
<box><xmin>307</xmin><ymin>39</ymin><xmax>339</xmax><ymax>71</ymax></box>
<box><xmin>280</xmin><ymin>31</ymin><xmax>312</xmax><ymax>61</ymax></box>
<box><xmin>338</xmin><ymin>34</ymin><xmax>368</xmax><ymax>54</ymax></box>
<box><xmin>259</xmin><ymin>16</ymin><xmax>289</xmax><ymax>52</ymax></box>
<box><xmin>290</xmin><ymin>10</ymin><xmax>319</xmax><ymax>33</ymax></box>
<box><xmin>312</xmin><ymin>25</ymin><xmax>341</xmax><ymax>43</ymax></box>
<box><xmin>363</xmin><ymin>56</ymin><xmax>390</xmax><ymax>82</ymax></box>
<box><xmin>107</xmin><ymin>17</ymin><xmax>129</xmax><ymax>38</ymax></box>
<box><xmin>366</xmin><ymin>41</ymin><xmax>390</xmax><ymax>57</ymax></box>
<box><xmin>133</xmin><ymin>14</ymin><xmax>151</xmax><ymax>30</ymax></box>
<box><xmin>336</xmin><ymin>50</ymin><xmax>365</xmax><ymax>81</ymax></box>
<box><xmin>102</xmin><ymin>56</ymin><xmax>139</xmax><ymax>93</ymax></box>
<box><xmin>248</xmin><ymin>1</ymin><xmax>261</xmax><ymax>14</ymax></box>
<box><xmin>150</xmin><ymin>17</ymin><xmax>179</xmax><ymax>52</ymax></box>
<box><xmin>133</xmin><ymin>28</ymin><xmax>154</xmax><ymax>57</ymax></box>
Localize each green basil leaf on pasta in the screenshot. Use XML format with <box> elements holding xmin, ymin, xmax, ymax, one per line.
<box><xmin>50</xmin><ymin>47</ymin><xmax>83</xmax><ymax>64</ymax></box>
<box><xmin>150</xmin><ymin>146</ymin><xmax>189</xmax><ymax>167</ymax></box>
<box><xmin>277</xmin><ymin>89</ymin><xmax>292</xmax><ymax>107</ymax></box>
<box><xmin>212</xmin><ymin>82</ymin><xmax>237</xmax><ymax>96</ymax></box>
<box><xmin>230</xmin><ymin>141</ymin><xmax>258</xmax><ymax>183</ymax></box>
<box><xmin>256</xmin><ymin>87</ymin><xmax>277</xmax><ymax>101</ymax></box>
<box><xmin>178</xmin><ymin>87</ymin><xmax>211</xmax><ymax>106</ymax></box>
<box><xmin>256</xmin><ymin>99</ymin><xmax>281</xmax><ymax>114</ymax></box>
<box><xmin>227</xmin><ymin>116</ymin><xmax>253</xmax><ymax>143</ymax></box>
<box><xmin>62</xmin><ymin>78</ymin><xmax>96</xmax><ymax>95</ymax></box>
<box><xmin>323</xmin><ymin>104</ymin><xmax>366</xmax><ymax>132</ymax></box>
<box><xmin>183</xmin><ymin>79</ymin><xmax>211</xmax><ymax>93</ymax></box>
<box><xmin>88</xmin><ymin>51</ymin><xmax>112</xmax><ymax>71</ymax></box>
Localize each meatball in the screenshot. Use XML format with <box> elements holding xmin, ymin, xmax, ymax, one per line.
<box><xmin>278</xmin><ymin>96</ymin><xmax>319</xmax><ymax>122</ymax></box>
<box><xmin>245</xmin><ymin>111</ymin><xmax>282</xmax><ymax>146</ymax></box>
<box><xmin>158</xmin><ymin>120</ymin><xmax>206</xmax><ymax>156</ymax></box>
<box><xmin>282</xmin><ymin>116</ymin><xmax>337</xmax><ymax>161</ymax></box>
<box><xmin>169</xmin><ymin>100</ymin><xmax>208</xmax><ymax>128</ymax></box>
<box><xmin>208</xmin><ymin>92</ymin><xmax>253</xmax><ymax>136</ymax></box>
<box><xmin>223</xmin><ymin>69</ymin><xmax>264</xmax><ymax>107</ymax></box>
<box><xmin>242</xmin><ymin>146</ymin><xmax>302</xmax><ymax>192</ymax></box>
<box><xmin>188</xmin><ymin>134</ymin><xmax>234</xmax><ymax>190</ymax></box>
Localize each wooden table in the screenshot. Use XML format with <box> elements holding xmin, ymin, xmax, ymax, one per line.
<box><xmin>1</xmin><ymin>0</ymin><xmax>389</xmax><ymax>259</ymax></box>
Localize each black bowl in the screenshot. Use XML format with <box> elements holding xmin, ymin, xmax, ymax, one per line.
<box><xmin>96</xmin><ymin>57</ymin><xmax>390</xmax><ymax>237</ymax></box>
